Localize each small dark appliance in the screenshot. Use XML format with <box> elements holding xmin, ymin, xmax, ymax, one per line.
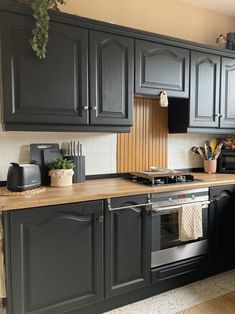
<box><xmin>218</xmin><ymin>150</ymin><xmax>235</xmax><ymax>173</ymax></box>
<box><xmin>7</xmin><ymin>163</ymin><xmax>41</xmax><ymax>192</ymax></box>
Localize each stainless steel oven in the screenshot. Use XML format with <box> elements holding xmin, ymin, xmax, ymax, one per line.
<box><xmin>151</xmin><ymin>188</ymin><xmax>209</xmax><ymax>268</ymax></box>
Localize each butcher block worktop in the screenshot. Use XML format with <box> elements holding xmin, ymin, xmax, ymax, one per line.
<box><xmin>0</xmin><ymin>173</ymin><xmax>235</xmax><ymax>211</ymax></box>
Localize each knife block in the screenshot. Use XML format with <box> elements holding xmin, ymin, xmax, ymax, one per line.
<box><xmin>66</xmin><ymin>156</ymin><xmax>86</xmax><ymax>183</ymax></box>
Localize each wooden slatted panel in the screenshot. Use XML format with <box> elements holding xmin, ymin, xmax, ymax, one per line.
<box><xmin>117</xmin><ymin>97</ymin><xmax>168</xmax><ymax>172</ymax></box>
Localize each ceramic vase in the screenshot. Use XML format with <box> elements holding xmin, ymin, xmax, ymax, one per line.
<box><xmin>49</xmin><ymin>169</ymin><xmax>74</xmax><ymax>187</ymax></box>
<box><xmin>204</xmin><ymin>160</ymin><xmax>217</xmax><ymax>174</ymax></box>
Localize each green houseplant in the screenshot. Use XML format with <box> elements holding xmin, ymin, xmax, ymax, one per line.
<box><xmin>49</xmin><ymin>157</ymin><xmax>75</xmax><ymax>187</ymax></box>
<box><xmin>19</xmin><ymin>0</ymin><xmax>66</xmax><ymax>59</ymax></box>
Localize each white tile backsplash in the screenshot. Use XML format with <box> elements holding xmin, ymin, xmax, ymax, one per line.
<box><xmin>0</xmin><ymin>130</ymin><xmax>117</xmax><ymax>180</ymax></box>
<box><xmin>0</xmin><ymin>123</ymin><xmax>231</xmax><ymax>181</ymax></box>
<box><xmin>167</xmin><ymin>133</ymin><xmax>227</xmax><ymax>170</ymax></box>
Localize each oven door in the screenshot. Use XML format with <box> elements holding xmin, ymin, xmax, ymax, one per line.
<box><xmin>151</xmin><ymin>205</ymin><xmax>208</xmax><ymax>268</ymax></box>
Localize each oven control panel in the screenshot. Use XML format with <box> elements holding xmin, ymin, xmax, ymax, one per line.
<box><xmin>152</xmin><ymin>188</ymin><xmax>209</xmax><ymax>207</ymax></box>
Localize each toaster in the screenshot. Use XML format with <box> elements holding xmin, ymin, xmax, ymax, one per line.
<box><xmin>7</xmin><ymin>163</ymin><xmax>41</xmax><ymax>192</ymax></box>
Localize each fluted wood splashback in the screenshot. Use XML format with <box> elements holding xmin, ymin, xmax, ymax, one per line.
<box><xmin>117</xmin><ymin>97</ymin><xmax>168</xmax><ymax>172</ymax></box>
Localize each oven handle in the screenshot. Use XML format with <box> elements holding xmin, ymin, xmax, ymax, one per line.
<box><xmin>107</xmin><ymin>202</ymin><xmax>152</xmax><ymax>212</ymax></box>
<box><xmin>151</xmin><ymin>200</ymin><xmax>210</xmax><ymax>213</ymax></box>
<box><xmin>107</xmin><ymin>196</ymin><xmax>152</xmax><ymax>212</ymax></box>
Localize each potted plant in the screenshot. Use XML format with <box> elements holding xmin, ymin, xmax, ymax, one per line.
<box><xmin>49</xmin><ymin>157</ymin><xmax>75</xmax><ymax>187</ymax></box>
<box><xmin>17</xmin><ymin>0</ymin><xmax>66</xmax><ymax>59</ymax></box>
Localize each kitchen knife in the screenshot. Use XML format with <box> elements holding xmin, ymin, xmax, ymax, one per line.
<box><xmin>68</xmin><ymin>142</ymin><xmax>70</xmax><ymax>156</ymax></box>
<box><xmin>70</xmin><ymin>141</ymin><xmax>73</xmax><ymax>156</ymax></box>
<box><xmin>74</xmin><ymin>141</ymin><xmax>76</xmax><ymax>156</ymax></box>
<box><xmin>77</xmin><ymin>141</ymin><xmax>80</xmax><ymax>157</ymax></box>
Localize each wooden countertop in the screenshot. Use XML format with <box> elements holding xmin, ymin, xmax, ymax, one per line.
<box><xmin>1</xmin><ymin>173</ymin><xmax>235</xmax><ymax>212</ymax></box>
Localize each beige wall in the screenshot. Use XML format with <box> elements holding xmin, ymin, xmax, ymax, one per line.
<box><xmin>62</xmin><ymin>0</ymin><xmax>235</xmax><ymax>45</ymax></box>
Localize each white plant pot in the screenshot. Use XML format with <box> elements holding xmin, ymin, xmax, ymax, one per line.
<box><xmin>49</xmin><ymin>169</ymin><xmax>74</xmax><ymax>187</ymax></box>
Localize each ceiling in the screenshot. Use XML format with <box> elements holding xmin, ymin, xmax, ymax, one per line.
<box><xmin>179</xmin><ymin>0</ymin><xmax>235</xmax><ymax>17</ymax></box>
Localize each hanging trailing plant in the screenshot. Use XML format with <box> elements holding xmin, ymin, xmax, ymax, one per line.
<box><xmin>19</xmin><ymin>0</ymin><xmax>66</xmax><ymax>59</ymax></box>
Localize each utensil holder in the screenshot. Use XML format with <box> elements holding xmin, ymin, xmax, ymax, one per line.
<box><xmin>66</xmin><ymin>156</ymin><xmax>86</xmax><ymax>183</ymax></box>
<box><xmin>204</xmin><ymin>160</ymin><xmax>217</xmax><ymax>174</ymax></box>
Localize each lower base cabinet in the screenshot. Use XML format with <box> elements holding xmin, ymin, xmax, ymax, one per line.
<box><xmin>105</xmin><ymin>195</ymin><xmax>151</xmax><ymax>297</ymax></box>
<box><xmin>209</xmin><ymin>185</ymin><xmax>235</xmax><ymax>273</ymax></box>
<box><xmin>4</xmin><ymin>187</ymin><xmax>235</xmax><ymax>314</ymax></box>
<box><xmin>4</xmin><ymin>201</ymin><xmax>104</xmax><ymax>314</ymax></box>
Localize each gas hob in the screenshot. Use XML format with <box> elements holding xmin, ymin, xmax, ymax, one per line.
<box><xmin>126</xmin><ymin>169</ymin><xmax>195</xmax><ymax>186</ymax></box>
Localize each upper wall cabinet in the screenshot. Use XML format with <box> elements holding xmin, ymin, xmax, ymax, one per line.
<box><xmin>0</xmin><ymin>10</ymin><xmax>133</xmax><ymax>132</ymax></box>
<box><xmin>189</xmin><ymin>51</ymin><xmax>220</xmax><ymax>128</ymax></box>
<box><xmin>135</xmin><ymin>40</ymin><xmax>189</xmax><ymax>98</ymax></box>
<box><xmin>89</xmin><ymin>31</ymin><xmax>133</xmax><ymax>126</ymax></box>
<box><xmin>2</xmin><ymin>2</ymin><xmax>235</xmax><ymax>134</ymax></box>
<box><xmin>1</xmin><ymin>12</ymin><xmax>89</xmax><ymax>129</ymax></box>
<box><xmin>220</xmin><ymin>57</ymin><xmax>235</xmax><ymax>128</ymax></box>
<box><xmin>168</xmin><ymin>52</ymin><xmax>235</xmax><ymax>133</ymax></box>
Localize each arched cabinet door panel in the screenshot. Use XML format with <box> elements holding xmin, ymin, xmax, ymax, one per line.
<box><xmin>209</xmin><ymin>185</ymin><xmax>235</xmax><ymax>273</ymax></box>
<box><xmin>4</xmin><ymin>201</ymin><xmax>104</xmax><ymax>314</ymax></box>
<box><xmin>189</xmin><ymin>51</ymin><xmax>220</xmax><ymax>128</ymax></box>
<box><xmin>220</xmin><ymin>57</ymin><xmax>235</xmax><ymax>128</ymax></box>
<box><xmin>90</xmin><ymin>31</ymin><xmax>133</xmax><ymax>126</ymax></box>
<box><xmin>105</xmin><ymin>195</ymin><xmax>151</xmax><ymax>297</ymax></box>
<box><xmin>135</xmin><ymin>40</ymin><xmax>189</xmax><ymax>97</ymax></box>
<box><xmin>1</xmin><ymin>11</ymin><xmax>89</xmax><ymax>129</ymax></box>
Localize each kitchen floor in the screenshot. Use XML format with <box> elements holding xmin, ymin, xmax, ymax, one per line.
<box><xmin>105</xmin><ymin>269</ymin><xmax>235</xmax><ymax>314</ymax></box>
<box><xmin>1</xmin><ymin>270</ymin><xmax>234</xmax><ymax>314</ymax></box>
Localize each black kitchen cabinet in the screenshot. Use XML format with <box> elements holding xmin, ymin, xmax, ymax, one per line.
<box><xmin>220</xmin><ymin>57</ymin><xmax>235</xmax><ymax>128</ymax></box>
<box><xmin>105</xmin><ymin>195</ymin><xmax>151</xmax><ymax>297</ymax></box>
<box><xmin>0</xmin><ymin>10</ymin><xmax>134</xmax><ymax>132</ymax></box>
<box><xmin>209</xmin><ymin>185</ymin><xmax>235</xmax><ymax>273</ymax></box>
<box><xmin>4</xmin><ymin>201</ymin><xmax>104</xmax><ymax>314</ymax></box>
<box><xmin>189</xmin><ymin>51</ymin><xmax>220</xmax><ymax>128</ymax></box>
<box><xmin>135</xmin><ymin>40</ymin><xmax>189</xmax><ymax>97</ymax></box>
<box><xmin>169</xmin><ymin>52</ymin><xmax>235</xmax><ymax>133</ymax></box>
<box><xmin>90</xmin><ymin>31</ymin><xmax>133</xmax><ymax>126</ymax></box>
<box><xmin>1</xmin><ymin>11</ymin><xmax>89</xmax><ymax>129</ymax></box>
<box><xmin>168</xmin><ymin>52</ymin><xmax>235</xmax><ymax>133</ymax></box>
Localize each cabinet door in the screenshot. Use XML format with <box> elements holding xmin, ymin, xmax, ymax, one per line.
<box><xmin>5</xmin><ymin>201</ymin><xmax>103</xmax><ymax>314</ymax></box>
<box><xmin>209</xmin><ymin>186</ymin><xmax>235</xmax><ymax>273</ymax></box>
<box><xmin>90</xmin><ymin>31</ymin><xmax>133</xmax><ymax>126</ymax></box>
<box><xmin>135</xmin><ymin>40</ymin><xmax>189</xmax><ymax>97</ymax></box>
<box><xmin>105</xmin><ymin>195</ymin><xmax>151</xmax><ymax>297</ymax></box>
<box><xmin>220</xmin><ymin>57</ymin><xmax>235</xmax><ymax>128</ymax></box>
<box><xmin>1</xmin><ymin>12</ymin><xmax>89</xmax><ymax>129</ymax></box>
<box><xmin>190</xmin><ymin>51</ymin><xmax>220</xmax><ymax>128</ymax></box>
